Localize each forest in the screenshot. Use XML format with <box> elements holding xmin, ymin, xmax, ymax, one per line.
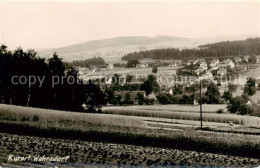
<box><xmin>69</xmin><ymin>57</ymin><xmax>106</xmax><ymax>68</ymax></box>
<box><xmin>121</xmin><ymin>38</ymin><xmax>260</xmax><ymax>60</ymax></box>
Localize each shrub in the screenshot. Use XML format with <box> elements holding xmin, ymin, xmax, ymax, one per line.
<box><xmin>21</xmin><ymin>117</ymin><xmax>30</xmax><ymax>122</ymax></box>
<box><xmin>32</xmin><ymin>115</ymin><xmax>39</xmax><ymax>122</ymax></box>
<box><xmin>216</xmin><ymin>109</ymin><xmax>224</xmax><ymax>114</ymax></box>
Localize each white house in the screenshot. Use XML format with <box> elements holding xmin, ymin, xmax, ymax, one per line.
<box><xmin>233</xmin><ymin>57</ymin><xmax>242</xmax><ymax>64</ymax></box>
<box><xmin>136</xmin><ymin>63</ymin><xmax>148</xmax><ymax>68</ymax></box>
<box><xmin>217</xmin><ymin>68</ymin><xmax>227</xmax><ymax>76</ymax></box>
<box><xmin>221</xmin><ymin>59</ymin><xmax>235</xmax><ymax>69</ymax></box>
<box><xmin>107</xmin><ymin>64</ymin><xmax>114</xmax><ymax>70</ymax></box>
<box><xmin>256</xmin><ymin>55</ymin><xmax>260</xmax><ymax>64</ymax></box>
<box><xmin>243</xmin><ymin>55</ymin><xmax>251</xmax><ymax>63</ymax></box>
<box><xmin>210</xmin><ymin>59</ymin><xmax>219</xmax><ymax>67</ymax></box>
<box><xmin>200</xmin><ymin>62</ymin><xmax>208</xmax><ymax>70</ymax></box>
<box><xmin>210</xmin><ymin>66</ymin><xmax>219</xmax><ymax>71</ymax></box>
<box><xmin>194</xmin><ymin>59</ymin><xmax>206</xmax><ymax>65</ymax></box>
<box><xmin>195</xmin><ymin>68</ymin><xmax>205</xmax><ymax>75</ymax></box>
<box><xmin>186</xmin><ymin>60</ymin><xmax>194</xmax><ymax>66</ymax></box>
<box><xmin>202</xmin><ymin>71</ymin><xmax>213</xmax><ymax>78</ymax></box>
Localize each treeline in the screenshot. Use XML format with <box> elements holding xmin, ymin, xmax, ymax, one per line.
<box><xmin>122</xmin><ymin>38</ymin><xmax>260</xmax><ymax>60</ymax></box>
<box><xmin>69</xmin><ymin>57</ymin><xmax>106</xmax><ymax>68</ymax></box>
<box><xmin>0</xmin><ymin>45</ymin><xmax>106</xmax><ymax>112</ymax></box>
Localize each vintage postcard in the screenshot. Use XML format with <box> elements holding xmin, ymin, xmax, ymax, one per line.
<box><xmin>0</xmin><ymin>0</ymin><xmax>260</xmax><ymax>167</ymax></box>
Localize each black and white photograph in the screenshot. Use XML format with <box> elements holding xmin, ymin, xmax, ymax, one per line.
<box><xmin>0</xmin><ymin>0</ymin><xmax>260</xmax><ymax>167</ymax></box>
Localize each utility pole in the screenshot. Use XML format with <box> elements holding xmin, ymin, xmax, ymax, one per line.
<box><xmin>200</xmin><ymin>80</ymin><xmax>203</xmax><ymax>128</ymax></box>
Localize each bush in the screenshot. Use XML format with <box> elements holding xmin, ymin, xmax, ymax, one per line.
<box><xmin>32</xmin><ymin>115</ymin><xmax>39</xmax><ymax>122</ymax></box>
<box><xmin>238</xmin><ymin>104</ymin><xmax>253</xmax><ymax>115</ymax></box>
<box><xmin>21</xmin><ymin>117</ymin><xmax>30</xmax><ymax>122</ymax></box>
<box><xmin>216</xmin><ymin>109</ymin><xmax>224</xmax><ymax>114</ymax></box>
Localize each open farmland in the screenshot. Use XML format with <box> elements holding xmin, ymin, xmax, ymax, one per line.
<box><xmin>81</xmin><ymin>66</ymin><xmax>181</xmax><ymax>77</ymax></box>
<box><xmin>243</xmin><ymin>64</ymin><xmax>260</xmax><ymax>79</ymax></box>
<box><xmin>103</xmin><ymin>105</ymin><xmax>260</xmax><ymax>127</ymax></box>
<box><xmin>1</xmin><ymin>133</ymin><xmax>259</xmax><ymax>167</ymax></box>
<box><xmin>0</xmin><ymin>104</ymin><xmax>145</xmax><ymax>128</ymax></box>
<box><xmin>0</xmin><ymin>104</ymin><xmax>260</xmax><ymax>167</ymax></box>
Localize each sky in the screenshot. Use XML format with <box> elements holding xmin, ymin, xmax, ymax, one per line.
<box><xmin>0</xmin><ymin>1</ymin><xmax>260</xmax><ymax>50</ymax></box>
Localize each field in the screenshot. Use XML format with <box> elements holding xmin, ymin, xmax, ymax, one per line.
<box><xmin>0</xmin><ymin>104</ymin><xmax>260</xmax><ymax>166</ymax></box>
<box><xmin>103</xmin><ymin>105</ymin><xmax>260</xmax><ymax>127</ymax></box>
<box><xmin>243</xmin><ymin>64</ymin><xmax>260</xmax><ymax>79</ymax></box>
<box><xmin>80</xmin><ymin>66</ymin><xmax>181</xmax><ymax>77</ymax></box>
<box><xmin>0</xmin><ymin>133</ymin><xmax>259</xmax><ymax>167</ymax></box>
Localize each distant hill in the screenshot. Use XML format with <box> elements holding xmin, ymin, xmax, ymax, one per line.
<box><xmin>37</xmin><ymin>35</ymin><xmax>257</xmax><ymax>63</ymax></box>
<box><xmin>122</xmin><ymin>38</ymin><xmax>260</xmax><ymax>61</ymax></box>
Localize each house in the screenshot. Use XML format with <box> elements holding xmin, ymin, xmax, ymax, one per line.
<box><xmin>195</xmin><ymin>68</ymin><xmax>205</xmax><ymax>75</ymax></box>
<box><xmin>255</xmin><ymin>79</ymin><xmax>260</xmax><ymax>87</ymax></box>
<box><xmin>221</xmin><ymin>59</ymin><xmax>235</xmax><ymax>69</ymax></box>
<box><xmin>256</xmin><ymin>55</ymin><xmax>260</xmax><ymax>63</ymax></box>
<box><xmin>210</xmin><ymin>66</ymin><xmax>219</xmax><ymax>71</ymax></box>
<box><xmin>233</xmin><ymin>57</ymin><xmax>242</xmax><ymax>64</ymax></box>
<box><xmin>162</xmin><ymin>88</ymin><xmax>173</xmax><ymax>95</ymax></box>
<box><xmin>107</xmin><ymin>64</ymin><xmax>114</xmax><ymax>70</ymax></box>
<box><xmin>186</xmin><ymin>60</ymin><xmax>194</xmax><ymax>66</ymax></box>
<box><xmin>249</xmin><ymin>91</ymin><xmax>260</xmax><ymax>105</ymax></box>
<box><xmin>201</xmin><ymin>71</ymin><xmax>213</xmax><ymax>79</ymax></box>
<box><xmin>243</xmin><ymin>55</ymin><xmax>251</xmax><ymax>63</ymax></box>
<box><xmin>235</xmin><ymin>65</ymin><xmax>247</xmax><ymax>72</ymax></box>
<box><xmin>170</xmin><ymin>62</ymin><xmax>178</xmax><ymax>67</ymax></box>
<box><xmin>146</xmin><ymin>92</ymin><xmax>158</xmax><ymax>102</ymax></box>
<box><xmin>173</xmin><ymin>60</ymin><xmax>183</xmax><ymax>65</ymax></box>
<box><xmin>194</xmin><ymin>59</ymin><xmax>206</xmax><ymax>65</ymax></box>
<box><xmin>100</xmin><ymin>65</ymin><xmax>109</xmax><ymax>71</ymax></box>
<box><xmin>114</xmin><ymin>91</ymin><xmax>146</xmax><ymax>105</ymax></box>
<box><xmin>200</xmin><ymin>62</ymin><xmax>208</xmax><ymax>70</ymax></box>
<box><xmin>210</xmin><ymin>59</ymin><xmax>219</xmax><ymax>67</ymax></box>
<box><xmin>136</xmin><ymin>63</ymin><xmax>148</xmax><ymax>68</ymax></box>
<box><xmin>217</xmin><ymin>68</ymin><xmax>227</xmax><ymax>76</ymax></box>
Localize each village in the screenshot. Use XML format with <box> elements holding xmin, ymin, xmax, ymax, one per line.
<box><xmin>75</xmin><ymin>55</ymin><xmax>260</xmax><ymax>107</ymax></box>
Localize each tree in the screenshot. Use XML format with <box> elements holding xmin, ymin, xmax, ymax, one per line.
<box><xmin>157</xmin><ymin>93</ymin><xmax>171</xmax><ymax>104</ymax></box>
<box><xmin>140</xmin><ymin>75</ymin><xmax>160</xmax><ymax>95</ymax></box>
<box><xmin>205</xmin><ymin>83</ymin><xmax>220</xmax><ymax>104</ymax></box>
<box><xmin>126</xmin><ymin>75</ymin><xmax>133</xmax><ymax>83</ymax></box>
<box><xmin>227</xmin><ymin>97</ymin><xmax>244</xmax><ymax>113</ymax></box>
<box><xmin>238</xmin><ymin>104</ymin><xmax>253</xmax><ymax>115</ymax></box>
<box><xmin>123</xmin><ymin>93</ymin><xmax>134</xmax><ymax>105</ymax></box>
<box><xmin>70</xmin><ymin>57</ymin><xmax>106</xmax><ymax>68</ymax></box>
<box><xmin>228</xmin><ymin>84</ymin><xmax>237</xmax><ymax>94</ymax></box>
<box><xmin>241</xmin><ymin>93</ymin><xmax>249</xmax><ymax>103</ymax></box>
<box><xmin>243</xmin><ymin>85</ymin><xmax>256</xmax><ymax>96</ymax></box>
<box><xmin>246</xmin><ymin>77</ymin><xmax>256</xmax><ymax>87</ymax></box>
<box><xmin>173</xmin><ymin>85</ymin><xmax>183</xmax><ymax>95</ymax></box>
<box><xmin>85</xmin><ymin>80</ymin><xmax>107</xmax><ymax>112</ymax></box>
<box><xmin>249</xmin><ymin>55</ymin><xmax>256</xmax><ymax>63</ymax></box>
<box><xmin>48</xmin><ymin>52</ymin><xmax>65</xmax><ymax>76</ymax></box>
<box><xmin>112</xmin><ymin>73</ymin><xmax>120</xmax><ymax>86</ymax></box>
<box><xmin>152</xmin><ymin>66</ymin><xmax>158</xmax><ymax>73</ymax></box>
<box><xmin>48</xmin><ymin>53</ymin><xmax>66</xmax><ymax>109</ymax></box>
<box><xmin>61</xmin><ymin>67</ymin><xmax>85</xmax><ymax>111</ymax></box>
<box><xmin>180</xmin><ymin>94</ymin><xmax>193</xmax><ymax>104</ymax></box>
<box><xmin>126</xmin><ymin>60</ymin><xmax>139</xmax><ymax>68</ymax></box>
<box><xmin>222</xmin><ymin>91</ymin><xmax>232</xmax><ymax>103</ymax></box>
<box><xmin>137</xmin><ymin>92</ymin><xmax>145</xmax><ymax>105</ymax></box>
